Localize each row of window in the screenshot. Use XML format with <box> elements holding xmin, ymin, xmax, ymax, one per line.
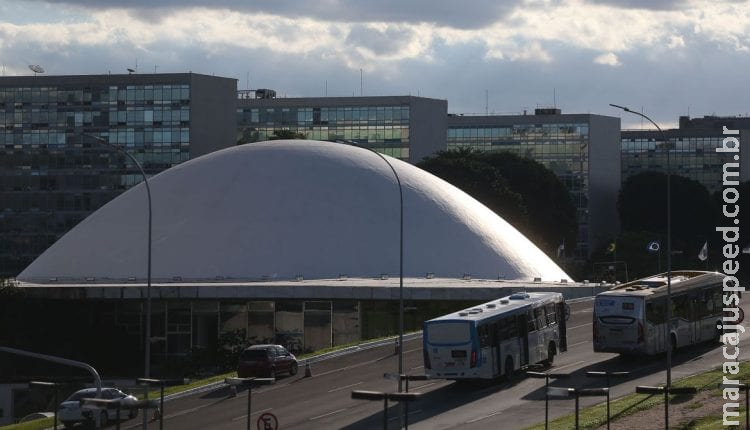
<box><xmin>1</xmin><ymin>107</ymin><xmax>190</xmax><ymax>129</ymax></box>
<box><xmin>0</xmin><ymin>85</ymin><xmax>190</xmax><ymax>104</ymax></box>
<box><xmin>1</xmin><ymin>128</ymin><xmax>190</xmax><ymax>146</ymax></box>
<box><xmin>644</xmin><ymin>284</ymin><xmax>724</xmax><ymax>324</ymax></box>
<box><xmin>238</xmin><ymin>106</ymin><xmax>410</xmax><ymax>126</ymax></box>
<box><xmin>448</xmin><ymin>124</ymin><xmax>589</xmax><ymax>139</ymax></box>
<box><xmin>478</xmin><ymin>303</ymin><xmax>560</xmax><ymax>347</ymax></box>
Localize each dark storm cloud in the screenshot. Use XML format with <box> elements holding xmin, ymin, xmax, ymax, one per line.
<box><xmin>28</xmin><ymin>0</ymin><xmax>518</xmax><ymax>29</ymax></box>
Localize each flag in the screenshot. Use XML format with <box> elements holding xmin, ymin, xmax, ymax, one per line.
<box><xmin>606</xmin><ymin>242</ymin><xmax>616</xmax><ymax>254</ymax></box>
<box><xmin>647</xmin><ymin>241</ymin><xmax>660</xmax><ymax>253</ymax></box>
<box><xmin>557</xmin><ymin>242</ymin><xmax>565</xmax><ymax>258</ymax></box>
<box><xmin>698</xmin><ymin>241</ymin><xmax>708</xmax><ymax>261</ymax></box>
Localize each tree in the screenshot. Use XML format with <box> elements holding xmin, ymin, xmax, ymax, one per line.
<box><xmin>482</xmin><ymin>151</ymin><xmax>577</xmax><ymax>254</ymax></box>
<box><xmin>417</xmin><ymin>149</ymin><xmax>577</xmax><ymax>258</ymax></box>
<box><xmin>618</xmin><ymin>172</ymin><xmax>714</xmax><ymax>249</ymax></box>
<box><xmin>269</xmin><ymin>129</ymin><xmax>307</xmax><ymax>140</ymax></box>
<box><xmin>418</xmin><ymin>148</ymin><xmax>528</xmax><ymax>230</ymax></box>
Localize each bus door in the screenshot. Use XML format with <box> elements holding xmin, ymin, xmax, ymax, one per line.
<box><xmin>518</xmin><ymin>313</ymin><xmax>529</xmax><ymax>366</ymax></box>
<box><xmin>672</xmin><ymin>294</ymin><xmax>691</xmax><ymax>347</ymax></box>
<box><xmin>558</xmin><ymin>302</ymin><xmax>568</xmax><ymax>352</ymax></box>
<box><xmin>690</xmin><ymin>293</ymin><xmax>702</xmax><ymax>343</ymax></box>
<box><xmin>645</xmin><ymin>298</ymin><xmax>666</xmax><ymax>354</ymax></box>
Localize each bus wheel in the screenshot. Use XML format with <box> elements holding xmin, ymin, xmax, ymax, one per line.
<box><xmin>504</xmin><ymin>357</ymin><xmax>514</xmax><ymax>381</ymax></box>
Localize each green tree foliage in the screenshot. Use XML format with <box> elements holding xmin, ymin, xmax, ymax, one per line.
<box><xmin>482</xmin><ymin>151</ymin><xmax>577</xmax><ymax>253</ymax></box>
<box><xmin>618</xmin><ymin>172</ymin><xmax>714</xmax><ymax>240</ymax></box>
<box><xmin>0</xmin><ymin>277</ymin><xmax>22</xmax><ymax>298</ymax></box>
<box><xmin>615</xmin><ymin>172</ymin><xmax>715</xmax><ymax>278</ymax></box>
<box><xmin>269</xmin><ymin>129</ymin><xmax>307</xmax><ymax>140</ymax></box>
<box><xmin>417</xmin><ymin>148</ymin><xmax>577</xmax><ymax>258</ymax></box>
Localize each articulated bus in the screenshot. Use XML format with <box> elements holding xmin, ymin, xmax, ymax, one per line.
<box><xmin>593</xmin><ymin>271</ymin><xmax>725</xmax><ymax>355</ymax></box>
<box><xmin>423</xmin><ymin>292</ymin><xmax>568</xmax><ymax>380</ymax></box>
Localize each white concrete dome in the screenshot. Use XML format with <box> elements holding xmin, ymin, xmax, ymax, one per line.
<box><xmin>18</xmin><ymin>140</ymin><xmax>570</xmax><ymax>283</ymax></box>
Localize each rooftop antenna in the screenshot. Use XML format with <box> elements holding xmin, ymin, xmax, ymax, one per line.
<box><xmin>485</xmin><ymin>89</ymin><xmax>489</xmax><ymax>115</ymax></box>
<box><xmin>360</xmin><ymin>68</ymin><xmax>363</xmax><ymax>96</ymax></box>
<box><xmin>553</xmin><ymin>88</ymin><xmax>556</xmax><ymax>108</ymax></box>
<box><xmin>28</xmin><ymin>64</ymin><xmax>45</xmax><ymax>76</ymax></box>
<box><xmin>246</xmin><ymin>71</ymin><xmax>250</xmax><ymax>90</ymax></box>
<box><xmin>325</xmin><ymin>80</ymin><xmax>327</xmax><ymax>97</ymax></box>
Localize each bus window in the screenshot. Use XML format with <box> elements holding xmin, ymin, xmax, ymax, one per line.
<box><xmin>673</xmin><ymin>295</ymin><xmax>690</xmax><ymax>320</ymax></box>
<box><xmin>646</xmin><ymin>298</ymin><xmax>666</xmax><ymax>324</ymax></box>
<box><xmin>534</xmin><ymin>308</ymin><xmax>547</xmax><ymax>329</ymax></box>
<box><xmin>545</xmin><ymin>304</ymin><xmax>557</xmax><ymax>326</ymax></box>
<box><xmin>479</xmin><ymin>324</ymin><xmax>490</xmax><ymax>347</ymax></box>
<box><xmin>712</xmin><ymin>287</ymin><xmax>723</xmax><ymax>315</ymax></box>
<box><xmin>527</xmin><ymin>311</ymin><xmax>537</xmax><ymax>332</ymax></box>
<box><xmin>501</xmin><ymin>316</ymin><xmax>518</xmax><ymax>340</ymax></box>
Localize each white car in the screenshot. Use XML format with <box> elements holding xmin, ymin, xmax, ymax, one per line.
<box><xmin>58</xmin><ymin>387</ymin><xmax>138</xmax><ymax>428</ymax></box>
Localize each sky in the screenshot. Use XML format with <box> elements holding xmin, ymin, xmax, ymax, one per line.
<box><xmin>1</xmin><ymin>0</ymin><xmax>748</xmax><ymax>129</ymax></box>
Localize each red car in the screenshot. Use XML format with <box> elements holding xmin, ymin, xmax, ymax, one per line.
<box><xmin>237</xmin><ymin>344</ymin><xmax>299</xmax><ymax>379</ymax></box>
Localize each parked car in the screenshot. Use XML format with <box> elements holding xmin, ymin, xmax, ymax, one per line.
<box><xmin>237</xmin><ymin>344</ymin><xmax>299</xmax><ymax>379</ymax></box>
<box><xmin>58</xmin><ymin>387</ymin><xmax>138</xmax><ymax>428</ymax></box>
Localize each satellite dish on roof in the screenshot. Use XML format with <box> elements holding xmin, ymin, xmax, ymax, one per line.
<box><xmin>127</xmin><ymin>68</ymin><xmax>135</xmax><ymax>74</ymax></box>
<box><xmin>28</xmin><ymin>64</ymin><xmax>44</xmax><ymax>74</ymax></box>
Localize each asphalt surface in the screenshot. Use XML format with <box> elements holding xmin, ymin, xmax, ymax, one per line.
<box><xmin>111</xmin><ymin>296</ymin><xmax>747</xmax><ymax>430</ymax></box>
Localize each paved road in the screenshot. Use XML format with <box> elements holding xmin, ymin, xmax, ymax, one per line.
<box><xmin>117</xmin><ymin>297</ymin><xmax>747</xmax><ymax>430</ymax></box>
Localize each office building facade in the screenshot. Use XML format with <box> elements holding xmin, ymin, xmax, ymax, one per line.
<box><xmin>446</xmin><ymin>109</ymin><xmax>622</xmax><ymax>258</ymax></box>
<box><xmin>621</xmin><ymin>115</ymin><xmax>750</xmax><ymax>193</ymax></box>
<box><xmin>236</xmin><ymin>93</ymin><xmax>447</xmax><ymax>163</ymax></box>
<box><xmin>0</xmin><ymin>73</ymin><xmax>237</xmax><ymax>277</ymax></box>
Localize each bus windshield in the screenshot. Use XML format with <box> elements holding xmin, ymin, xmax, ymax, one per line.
<box><xmin>427</xmin><ymin>322</ymin><xmax>471</xmax><ymax>344</ymax></box>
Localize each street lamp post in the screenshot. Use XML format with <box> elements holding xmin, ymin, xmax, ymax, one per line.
<box><xmin>366</xmin><ymin>149</ymin><xmax>405</xmax><ymax>426</ymax></box>
<box><xmin>608</xmin><ymin>104</ymin><xmax>672</xmax><ymax>428</ymax></box>
<box><xmin>82</xmin><ymin>133</ymin><xmax>153</xmax><ymax>428</ymax></box>
<box><xmin>351</xmin><ymin>390</ymin><xmax>420</xmax><ymax>430</ymax></box>
<box><xmin>346</xmin><ymin>146</ymin><xmax>404</xmax><ymax>386</ymax></box>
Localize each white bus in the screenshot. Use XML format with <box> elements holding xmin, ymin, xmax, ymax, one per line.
<box><xmin>593</xmin><ymin>270</ymin><xmax>725</xmax><ymax>355</ymax></box>
<box><xmin>423</xmin><ymin>292</ymin><xmax>568</xmax><ymax>380</ymax></box>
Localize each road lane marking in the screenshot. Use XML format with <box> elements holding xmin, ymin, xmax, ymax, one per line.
<box><xmin>388</xmin><ymin>409</ymin><xmax>423</xmax><ymax>420</ymax></box>
<box><xmin>232</xmin><ymin>408</ymin><xmax>272</xmax><ymax>421</ymax></box>
<box><xmin>410</xmin><ymin>365</ymin><xmax>424</xmax><ymax>370</ymax></box>
<box><xmin>465</xmin><ymin>410</ymin><xmax>503</xmax><ymax>423</ymax></box>
<box><xmin>568</xmin><ymin>340</ymin><xmax>591</xmax><ymax>348</ymax></box>
<box><xmin>405</xmin><ymin>347</ymin><xmax>422</xmax><ymax>353</ymax></box>
<box><xmin>569</xmin><ymin>322</ymin><xmax>593</xmax><ymax>330</ymax></box>
<box><xmin>410</xmin><ymin>381</ymin><xmax>437</xmax><ymax>390</ymax></box>
<box><xmin>309</xmin><ymin>408</ymin><xmax>348</xmax><ymax>420</ymax></box>
<box><xmin>328</xmin><ymin>382</ymin><xmax>363</xmax><ymax>393</ymax></box>
<box><xmin>550</xmin><ymin>360</ymin><xmax>586</xmax><ymax>372</ymax></box>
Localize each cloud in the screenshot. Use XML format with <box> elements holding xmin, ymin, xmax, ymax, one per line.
<box><xmin>2</xmin><ymin>0</ymin><xmax>749</xmax><ymax>129</ymax></box>
<box><xmin>582</xmin><ymin>0</ymin><xmax>686</xmax><ymax>10</ymax></box>
<box><xmin>594</xmin><ymin>52</ymin><xmax>621</xmax><ymax>66</ymax></box>
<box><xmin>26</xmin><ymin>0</ymin><xmax>521</xmax><ymax>29</ymax></box>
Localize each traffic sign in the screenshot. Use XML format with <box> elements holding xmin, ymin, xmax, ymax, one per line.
<box><xmin>257</xmin><ymin>412</ymin><xmax>278</xmax><ymax>430</ymax></box>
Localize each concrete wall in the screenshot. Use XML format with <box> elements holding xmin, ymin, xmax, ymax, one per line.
<box><xmin>189</xmin><ymin>74</ymin><xmax>238</xmax><ymax>158</ymax></box>
<box><xmin>0</xmin><ymin>383</ymin><xmax>25</xmax><ymax>426</ymax></box>
<box><xmin>408</xmin><ymin>97</ymin><xmax>448</xmax><ymax>163</ymax></box>
<box><xmin>588</xmin><ymin>115</ymin><xmax>622</xmax><ymax>253</ymax></box>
